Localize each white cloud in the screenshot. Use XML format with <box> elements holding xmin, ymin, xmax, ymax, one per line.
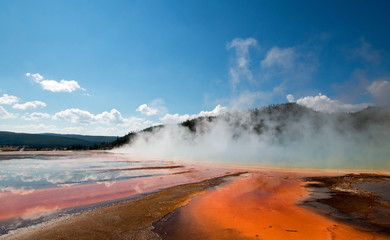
<box><xmin>224</xmin><ymin>38</ymin><xmax>319</xmax><ymax>109</ymax></box>
<box><xmin>13</xmin><ymin>101</ymin><xmax>46</xmax><ymax>110</ymax></box>
<box><xmin>0</xmin><ymin>106</ymin><xmax>16</xmax><ymax>119</ymax></box>
<box><xmin>48</xmin><ymin>108</ymin><xmax>160</xmax><ymax>135</ymax></box>
<box><xmin>160</xmin><ymin>105</ymin><xmax>228</xmax><ymax>124</ymax></box>
<box><xmin>261</xmin><ymin>47</ymin><xmax>296</xmax><ymax>69</ymax></box>
<box><xmin>22</xmin><ymin>112</ymin><xmax>51</xmax><ymax>121</ymax></box>
<box><xmin>227</xmin><ymin>38</ymin><xmax>258</xmax><ymax>89</ymax></box>
<box><xmin>52</xmin><ymin>108</ymin><xmax>96</xmax><ymax>124</ymax></box>
<box><xmin>258</xmin><ymin>42</ymin><xmax>318</xmax><ymax>91</ymax></box>
<box><xmin>136</xmin><ymin>104</ymin><xmax>158</xmax><ymax>116</ymax></box>
<box><xmin>26</xmin><ymin>72</ymin><xmax>42</xmax><ymax>80</ymax></box>
<box><xmin>26</xmin><ymin>73</ymin><xmax>84</xmax><ymax>93</ymax></box>
<box><xmin>367</xmin><ymin>80</ymin><xmax>390</xmax><ymax>104</ymax></box>
<box><xmin>353</xmin><ymin>38</ymin><xmax>381</xmax><ymax>64</ymax></box>
<box><xmin>292</xmin><ymin>93</ymin><xmax>370</xmax><ymax>113</ymax></box>
<box><xmin>136</xmin><ymin>99</ymin><xmax>168</xmax><ymax>116</ymax></box>
<box><xmin>40</xmin><ymin>79</ymin><xmax>82</xmax><ymax>93</ymax></box>
<box><xmin>160</xmin><ymin>113</ymin><xmax>191</xmax><ymax>124</ymax></box>
<box><xmin>0</xmin><ymin>94</ymin><xmax>19</xmax><ymax>105</ymax></box>
<box><xmin>286</xmin><ymin>94</ymin><xmax>295</xmax><ymax>103</ymax></box>
<box><xmin>52</xmin><ymin>108</ymin><xmax>155</xmax><ymax>131</ymax></box>
<box><xmin>197</xmin><ymin>105</ymin><xmax>228</xmax><ymax>117</ymax></box>
<box><xmin>95</xmin><ymin>109</ymin><xmax>125</xmax><ymax>125</ymax></box>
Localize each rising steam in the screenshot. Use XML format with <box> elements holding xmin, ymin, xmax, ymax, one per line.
<box><xmin>115</xmin><ymin>103</ymin><xmax>390</xmax><ymax>170</ymax></box>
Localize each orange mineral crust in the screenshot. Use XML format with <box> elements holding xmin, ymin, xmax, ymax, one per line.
<box><xmin>158</xmin><ymin>171</ymin><xmax>388</xmax><ymax>240</ymax></box>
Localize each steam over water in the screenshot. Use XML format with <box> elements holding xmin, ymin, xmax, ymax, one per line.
<box><xmin>116</xmin><ymin>104</ymin><xmax>390</xmax><ymax>170</ymax></box>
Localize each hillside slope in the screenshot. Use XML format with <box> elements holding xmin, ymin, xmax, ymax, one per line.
<box><xmin>106</xmin><ymin>103</ymin><xmax>390</xmax><ymax>149</ymax></box>
<box><xmin>0</xmin><ymin>131</ymin><xmax>117</xmax><ymax>149</ymax></box>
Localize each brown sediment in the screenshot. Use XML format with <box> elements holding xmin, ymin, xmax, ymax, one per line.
<box><xmin>153</xmin><ymin>171</ymin><xmax>390</xmax><ymax>240</ymax></box>
<box><xmin>107</xmin><ymin>165</ymin><xmax>185</xmax><ymax>171</ymax></box>
<box><xmin>302</xmin><ymin>173</ymin><xmax>390</xmax><ymax>235</ymax></box>
<box><xmin>1</xmin><ymin>173</ymin><xmax>245</xmax><ymax>240</ymax></box>
<box><xmin>172</xmin><ymin>170</ymin><xmax>196</xmax><ymax>175</ymax></box>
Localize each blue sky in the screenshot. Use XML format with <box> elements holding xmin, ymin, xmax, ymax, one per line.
<box><xmin>0</xmin><ymin>0</ymin><xmax>389</xmax><ymax>136</ymax></box>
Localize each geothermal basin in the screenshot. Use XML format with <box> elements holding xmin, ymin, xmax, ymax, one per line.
<box><xmin>0</xmin><ymin>151</ymin><xmax>389</xmax><ymax>239</ymax></box>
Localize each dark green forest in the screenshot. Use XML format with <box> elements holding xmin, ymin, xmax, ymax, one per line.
<box><xmin>0</xmin><ymin>131</ymin><xmax>116</xmax><ymax>150</ymax></box>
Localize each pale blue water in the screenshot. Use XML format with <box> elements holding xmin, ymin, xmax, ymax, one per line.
<box><xmin>0</xmin><ymin>153</ymin><xmax>179</xmax><ymax>193</ymax></box>
<box><xmin>0</xmin><ymin>152</ymin><xmax>186</xmax><ymax>235</ymax></box>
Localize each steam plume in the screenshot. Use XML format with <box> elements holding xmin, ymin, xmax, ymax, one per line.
<box><xmin>116</xmin><ymin>104</ymin><xmax>390</xmax><ymax>170</ymax></box>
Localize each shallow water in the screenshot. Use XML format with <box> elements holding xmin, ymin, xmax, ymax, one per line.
<box><xmin>0</xmin><ymin>153</ymin><xmax>179</xmax><ymax>192</ymax></box>
<box><xmin>0</xmin><ymin>151</ymin><xmax>235</xmax><ymax>235</ymax></box>
<box><xmin>353</xmin><ymin>181</ymin><xmax>390</xmax><ymax>202</ymax></box>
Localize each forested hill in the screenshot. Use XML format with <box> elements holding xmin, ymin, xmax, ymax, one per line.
<box><xmin>100</xmin><ymin>103</ymin><xmax>390</xmax><ymax>149</ymax></box>
<box><xmin>4</xmin><ymin>103</ymin><xmax>387</xmax><ymax>151</ymax></box>
<box><xmin>0</xmin><ymin>131</ymin><xmax>117</xmax><ymax>150</ymax></box>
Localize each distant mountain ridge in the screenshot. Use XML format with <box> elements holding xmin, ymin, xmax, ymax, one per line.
<box><xmin>0</xmin><ymin>131</ymin><xmax>117</xmax><ymax>149</ymax></box>
<box><xmin>40</xmin><ymin>133</ymin><xmax>118</xmax><ymax>144</ymax></box>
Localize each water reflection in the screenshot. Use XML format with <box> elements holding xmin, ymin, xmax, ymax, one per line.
<box><xmin>0</xmin><ymin>155</ymin><xmax>178</xmax><ymax>192</ymax></box>
<box><xmin>0</xmin><ymin>152</ymin><xmax>234</xmax><ymax>234</ymax></box>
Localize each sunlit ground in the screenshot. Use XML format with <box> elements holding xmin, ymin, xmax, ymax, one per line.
<box><xmin>0</xmin><ymin>151</ymin><xmax>389</xmax><ymax>239</ymax></box>
<box><xmin>0</xmin><ymin>151</ymin><xmax>237</xmax><ymax>234</ymax></box>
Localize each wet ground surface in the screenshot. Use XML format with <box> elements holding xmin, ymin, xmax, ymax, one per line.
<box><xmin>0</xmin><ymin>151</ymin><xmax>239</xmax><ymax>235</ymax></box>
<box><xmin>152</xmin><ymin>171</ymin><xmax>390</xmax><ymax>240</ymax></box>
<box><xmin>1</xmin><ymin>152</ymin><xmax>389</xmax><ymax>239</ymax></box>
<box><xmin>302</xmin><ymin>174</ymin><xmax>390</xmax><ymax>236</ymax></box>
<box><xmin>1</xmin><ymin>173</ymin><xmax>245</xmax><ymax>240</ymax></box>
